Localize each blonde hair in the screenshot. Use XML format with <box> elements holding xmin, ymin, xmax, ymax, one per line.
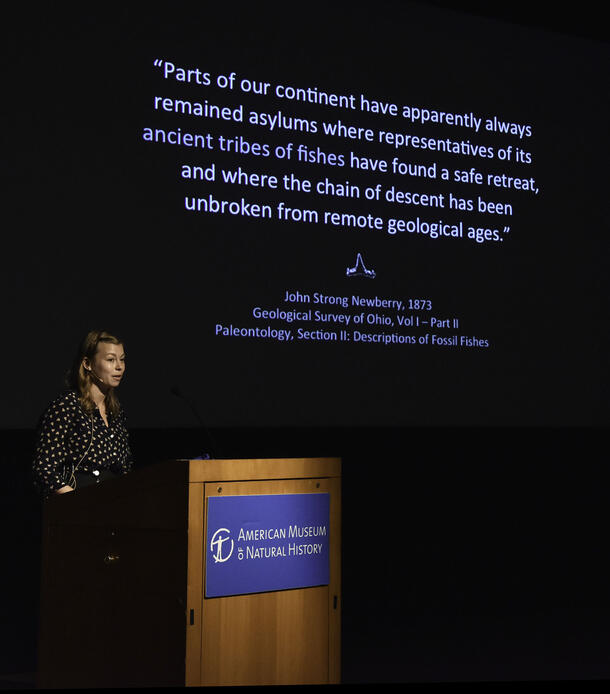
<box><xmin>67</xmin><ymin>329</ymin><xmax>124</xmax><ymax>418</ymax></box>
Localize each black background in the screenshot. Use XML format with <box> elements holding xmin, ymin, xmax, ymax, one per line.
<box><xmin>2</xmin><ymin>0</ymin><xmax>610</xmax><ymax>684</ymax></box>
<box><xmin>3</xmin><ymin>0</ymin><xmax>609</xmax><ymax>430</ymax></box>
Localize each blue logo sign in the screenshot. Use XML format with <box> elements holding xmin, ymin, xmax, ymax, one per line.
<box><xmin>206</xmin><ymin>493</ymin><xmax>330</xmax><ymax>598</ymax></box>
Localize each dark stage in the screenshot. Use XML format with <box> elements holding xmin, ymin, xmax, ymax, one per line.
<box><xmin>3</xmin><ymin>425</ymin><xmax>610</xmax><ymax>684</ymax></box>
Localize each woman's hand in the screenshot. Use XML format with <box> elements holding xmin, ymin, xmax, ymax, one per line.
<box><xmin>54</xmin><ymin>485</ymin><xmax>74</xmax><ymax>494</ymax></box>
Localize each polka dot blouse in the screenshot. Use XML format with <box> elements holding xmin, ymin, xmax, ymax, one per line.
<box><xmin>32</xmin><ymin>390</ymin><xmax>133</xmax><ymax>498</ymax></box>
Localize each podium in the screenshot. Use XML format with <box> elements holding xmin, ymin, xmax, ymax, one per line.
<box><xmin>36</xmin><ymin>457</ymin><xmax>341</xmax><ymax>687</ymax></box>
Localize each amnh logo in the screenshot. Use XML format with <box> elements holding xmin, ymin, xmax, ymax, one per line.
<box><xmin>210</xmin><ymin>528</ymin><xmax>234</xmax><ymax>563</ymax></box>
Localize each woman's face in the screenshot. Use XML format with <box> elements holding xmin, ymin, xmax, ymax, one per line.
<box><xmin>86</xmin><ymin>342</ymin><xmax>126</xmax><ymax>388</ymax></box>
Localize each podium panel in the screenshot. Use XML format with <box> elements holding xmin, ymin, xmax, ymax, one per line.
<box><xmin>37</xmin><ymin>458</ymin><xmax>341</xmax><ymax>688</ymax></box>
<box><xmin>200</xmin><ymin>476</ymin><xmax>338</xmax><ymax>686</ymax></box>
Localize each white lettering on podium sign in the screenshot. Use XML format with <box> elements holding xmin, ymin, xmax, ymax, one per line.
<box><xmin>205</xmin><ymin>493</ymin><xmax>330</xmax><ymax>597</ymax></box>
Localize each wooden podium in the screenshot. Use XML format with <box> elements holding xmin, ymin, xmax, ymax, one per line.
<box><xmin>36</xmin><ymin>457</ymin><xmax>341</xmax><ymax>688</ymax></box>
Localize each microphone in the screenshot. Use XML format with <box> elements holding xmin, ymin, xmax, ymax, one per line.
<box><xmin>170</xmin><ymin>385</ymin><xmax>219</xmax><ymax>459</ymax></box>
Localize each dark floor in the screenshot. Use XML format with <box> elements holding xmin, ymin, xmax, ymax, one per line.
<box><xmin>0</xmin><ymin>673</ymin><xmax>35</xmax><ymax>690</ymax></box>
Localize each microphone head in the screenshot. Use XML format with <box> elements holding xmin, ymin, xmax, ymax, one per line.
<box><xmin>169</xmin><ymin>385</ymin><xmax>183</xmax><ymax>398</ymax></box>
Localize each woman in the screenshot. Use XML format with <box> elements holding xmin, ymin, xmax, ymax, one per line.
<box><xmin>32</xmin><ymin>329</ymin><xmax>133</xmax><ymax>498</ymax></box>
